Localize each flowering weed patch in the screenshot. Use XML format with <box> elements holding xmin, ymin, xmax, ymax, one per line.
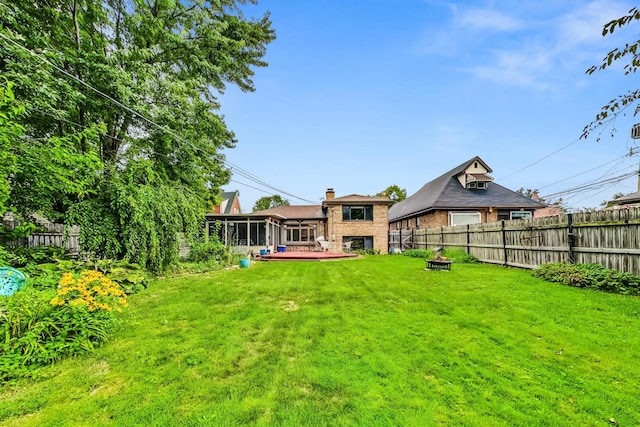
<box><xmin>0</xmin><ymin>270</ymin><xmax>128</xmax><ymax>381</ymax></box>
<box><xmin>50</xmin><ymin>270</ymin><xmax>128</xmax><ymax>312</ymax></box>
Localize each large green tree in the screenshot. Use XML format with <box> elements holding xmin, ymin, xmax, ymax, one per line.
<box><xmin>0</xmin><ymin>1</ymin><xmax>275</xmax><ymax>271</ymax></box>
<box><xmin>253</xmin><ymin>195</ymin><xmax>290</xmax><ymax>212</ymax></box>
<box><xmin>376</xmin><ymin>185</ymin><xmax>407</xmax><ymax>204</ymax></box>
<box><xmin>0</xmin><ymin>78</ymin><xmax>23</xmax><ymax>215</ymax></box>
<box><xmin>583</xmin><ymin>7</ymin><xmax>640</xmax><ymax>139</ymax></box>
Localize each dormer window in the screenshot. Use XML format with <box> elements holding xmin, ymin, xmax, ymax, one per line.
<box><xmin>466</xmin><ymin>180</ymin><xmax>489</xmax><ymax>190</ymax></box>
<box><xmin>464</xmin><ymin>173</ymin><xmax>492</xmax><ymax>190</ymax></box>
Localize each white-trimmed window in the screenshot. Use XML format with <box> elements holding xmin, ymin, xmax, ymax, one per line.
<box><xmin>510</xmin><ymin>211</ymin><xmax>532</xmax><ymax>220</ymax></box>
<box><xmin>285</xmin><ymin>226</ymin><xmax>316</xmax><ymax>242</ymax></box>
<box><xmin>449</xmin><ymin>211</ymin><xmax>481</xmax><ymax>226</ymax></box>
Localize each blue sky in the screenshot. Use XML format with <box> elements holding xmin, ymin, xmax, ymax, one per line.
<box><xmin>219</xmin><ymin>0</ymin><xmax>640</xmax><ymax>212</ymax></box>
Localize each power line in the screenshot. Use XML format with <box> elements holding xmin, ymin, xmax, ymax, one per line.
<box><xmin>497</xmin><ymin>138</ymin><xmax>581</xmax><ymax>181</ymax></box>
<box><xmin>541</xmin><ymin>170</ymin><xmax>637</xmax><ymax>200</ymax></box>
<box><xmin>537</xmin><ymin>148</ymin><xmax>639</xmax><ymax>191</ymax></box>
<box><xmin>0</xmin><ymin>31</ymin><xmax>316</xmax><ymax>204</ymax></box>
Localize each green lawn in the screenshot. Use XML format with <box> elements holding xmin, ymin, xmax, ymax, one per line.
<box><xmin>2</xmin><ymin>256</ymin><xmax>640</xmax><ymax>426</ymax></box>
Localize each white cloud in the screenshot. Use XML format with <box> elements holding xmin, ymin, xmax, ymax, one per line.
<box><xmin>455</xmin><ymin>8</ymin><xmax>524</xmax><ymax>32</ymax></box>
<box><xmin>467</xmin><ymin>46</ymin><xmax>553</xmax><ymax>90</ymax></box>
<box><xmin>457</xmin><ymin>1</ymin><xmax>632</xmax><ymax>89</ymax></box>
<box><xmin>557</xmin><ymin>0</ymin><xmax>628</xmax><ymax>48</ymax></box>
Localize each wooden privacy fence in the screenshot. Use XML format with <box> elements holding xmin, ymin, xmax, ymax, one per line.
<box><xmin>389</xmin><ymin>207</ymin><xmax>640</xmax><ymax>274</ymax></box>
<box><xmin>2</xmin><ymin>221</ymin><xmax>80</xmax><ymax>254</ymax></box>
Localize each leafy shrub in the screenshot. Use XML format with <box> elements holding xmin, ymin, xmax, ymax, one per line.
<box><xmin>402</xmin><ymin>248</ymin><xmax>479</xmax><ymax>263</ymax></box>
<box><xmin>0</xmin><ymin>272</ymin><xmax>127</xmax><ymax>381</ymax></box>
<box><xmin>186</xmin><ymin>240</ymin><xmax>228</xmax><ymax>263</ymax></box>
<box><xmin>67</xmin><ymin>162</ymin><xmax>206</xmax><ymax>273</ymax></box>
<box><xmin>402</xmin><ymin>249</ymin><xmax>430</xmax><ymax>258</ymax></box>
<box><xmin>442</xmin><ymin>249</ymin><xmax>479</xmax><ymax>264</ymax></box>
<box><xmin>24</xmin><ymin>259</ymin><xmax>148</xmax><ymax>294</ymax></box>
<box><xmin>354</xmin><ymin>248</ymin><xmax>380</xmax><ymax>255</ymax></box>
<box><xmin>3</xmin><ymin>245</ymin><xmax>69</xmax><ymax>268</ymax></box>
<box><xmin>533</xmin><ymin>263</ymin><xmax>640</xmax><ymax>295</ymax></box>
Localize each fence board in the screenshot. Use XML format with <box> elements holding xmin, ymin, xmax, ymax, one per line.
<box><xmin>3</xmin><ymin>221</ymin><xmax>80</xmax><ymax>254</ymax></box>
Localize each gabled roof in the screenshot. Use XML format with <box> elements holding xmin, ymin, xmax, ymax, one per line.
<box><xmin>252</xmin><ymin>205</ymin><xmax>325</xmax><ymax>219</ymax></box>
<box><xmin>323</xmin><ymin>194</ymin><xmax>393</xmax><ymax>206</ymax></box>
<box><xmin>219</xmin><ymin>191</ymin><xmax>240</xmax><ymax>214</ymax></box>
<box><xmin>389</xmin><ymin>156</ymin><xmax>545</xmax><ymax>222</ymax></box>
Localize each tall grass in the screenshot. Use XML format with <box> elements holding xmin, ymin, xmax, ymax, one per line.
<box><xmin>1</xmin><ymin>256</ymin><xmax>639</xmax><ymax>425</ymax></box>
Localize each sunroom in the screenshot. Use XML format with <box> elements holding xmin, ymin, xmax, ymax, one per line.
<box><xmin>205</xmin><ymin>214</ymin><xmax>282</xmax><ymax>255</ymax></box>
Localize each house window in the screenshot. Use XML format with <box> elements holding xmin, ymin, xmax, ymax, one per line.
<box><xmin>342</xmin><ymin>205</ymin><xmax>373</xmax><ymax>221</ymax></box>
<box><xmin>286</xmin><ymin>226</ymin><xmax>316</xmax><ymax>242</ymax></box>
<box><xmin>449</xmin><ymin>211</ymin><xmax>481</xmax><ymax>226</ymax></box>
<box><xmin>344</xmin><ymin>236</ymin><xmax>373</xmax><ymax>250</ymax></box>
<box><xmin>510</xmin><ymin>211</ymin><xmax>532</xmax><ymax>220</ymax></box>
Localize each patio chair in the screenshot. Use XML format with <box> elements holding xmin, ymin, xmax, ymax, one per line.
<box><xmin>314</xmin><ymin>236</ymin><xmax>326</xmax><ymax>252</ymax></box>
<box><xmin>342</xmin><ymin>241</ymin><xmax>353</xmax><ymax>253</ymax></box>
<box><xmin>0</xmin><ymin>266</ymin><xmax>27</xmax><ymax>296</ymax></box>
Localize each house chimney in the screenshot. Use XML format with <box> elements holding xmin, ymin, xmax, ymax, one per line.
<box><xmin>531</xmin><ymin>190</ymin><xmax>540</xmax><ymax>201</ymax></box>
<box><xmin>326</xmin><ymin>188</ymin><xmax>335</xmax><ymax>200</ymax></box>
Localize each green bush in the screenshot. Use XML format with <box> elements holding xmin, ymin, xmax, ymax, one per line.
<box><xmin>402</xmin><ymin>248</ymin><xmax>479</xmax><ymax>263</ymax></box>
<box><xmin>402</xmin><ymin>249</ymin><xmax>431</xmax><ymax>258</ymax></box>
<box><xmin>533</xmin><ymin>263</ymin><xmax>640</xmax><ymax>295</ymax></box>
<box><xmin>442</xmin><ymin>249</ymin><xmax>479</xmax><ymax>264</ymax></box>
<box><xmin>4</xmin><ymin>245</ymin><xmax>69</xmax><ymax>267</ymax></box>
<box><xmin>354</xmin><ymin>248</ymin><xmax>380</xmax><ymax>255</ymax></box>
<box><xmin>22</xmin><ymin>258</ymin><xmax>149</xmax><ymax>294</ymax></box>
<box><xmin>0</xmin><ymin>287</ymin><xmax>120</xmax><ymax>381</ymax></box>
<box><xmin>186</xmin><ymin>240</ymin><xmax>228</xmax><ymax>263</ymax></box>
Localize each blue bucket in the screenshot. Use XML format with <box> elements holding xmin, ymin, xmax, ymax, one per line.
<box><xmin>260</xmin><ymin>249</ymin><xmax>267</xmax><ymax>256</ymax></box>
<box><xmin>240</xmin><ymin>259</ymin><xmax>250</xmax><ymax>268</ymax></box>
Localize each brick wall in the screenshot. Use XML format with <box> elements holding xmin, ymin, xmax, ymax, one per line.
<box><xmin>327</xmin><ymin>204</ymin><xmax>389</xmax><ymax>253</ymax></box>
<box><xmin>392</xmin><ymin>209</ymin><xmax>498</xmax><ymax>229</ymax></box>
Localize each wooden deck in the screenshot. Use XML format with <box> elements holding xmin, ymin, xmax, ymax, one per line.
<box><xmin>258</xmin><ymin>251</ymin><xmax>359</xmax><ymax>261</ymax></box>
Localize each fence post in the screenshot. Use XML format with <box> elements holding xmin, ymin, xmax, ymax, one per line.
<box><xmin>567</xmin><ymin>213</ymin><xmax>575</xmax><ymax>264</ymax></box>
<box><xmin>501</xmin><ymin>220</ymin><xmax>508</xmax><ymax>266</ymax></box>
<box><xmin>411</xmin><ymin>229</ymin><xmax>415</xmax><ymax>250</ymax></box>
<box><xmin>466</xmin><ymin>224</ymin><xmax>470</xmax><ymax>254</ymax></box>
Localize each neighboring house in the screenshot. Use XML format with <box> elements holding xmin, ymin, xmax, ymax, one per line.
<box><xmin>212</xmin><ymin>190</ymin><xmax>242</xmax><ymax>214</ymax></box>
<box><xmin>388</xmin><ymin>156</ymin><xmax>545</xmax><ymax>230</ymax></box>
<box><xmin>607</xmin><ymin>177</ymin><xmax>640</xmax><ymax>207</ymax></box>
<box><xmin>205</xmin><ymin>189</ymin><xmax>393</xmax><ymax>254</ymax></box>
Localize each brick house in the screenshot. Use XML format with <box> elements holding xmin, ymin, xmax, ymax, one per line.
<box><xmin>322</xmin><ymin>189</ymin><xmax>393</xmax><ymax>253</ymax></box>
<box><xmin>212</xmin><ymin>191</ymin><xmax>242</xmax><ymax>214</ymax></box>
<box><xmin>205</xmin><ymin>189</ymin><xmax>393</xmax><ymax>254</ymax></box>
<box><xmin>388</xmin><ymin>156</ymin><xmax>545</xmax><ymax>230</ymax></box>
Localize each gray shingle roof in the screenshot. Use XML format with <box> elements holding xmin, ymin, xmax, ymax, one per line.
<box><xmin>252</xmin><ymin>205</ymin><xmax>325</xmax><ymax>219</ymax></box>
<box><xmin>323</xmin><ymin>194</ymin><xmax>393</xmax><ymax>205</ymax></box>
<box><xmin>389</xmin><ymin>156</ymin><xmax>545</xmax><ymax>221</ymax></box>
<box><xmin>219</xmin><ymin>191</ymin><xmax>239</xmax><ymax>214</ymax></box>
<box><xmin>612</xmin><ymin>191</ymin><xmax>640</xmax><ymax>204</ymax></box>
